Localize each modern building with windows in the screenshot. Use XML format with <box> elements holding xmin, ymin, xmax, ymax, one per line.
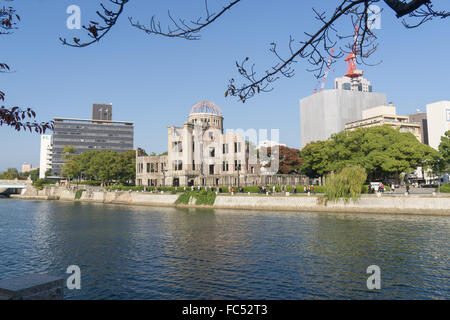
<box><xmin>136</xmin><ymin>101</ymin><xmax>307</xmax><ymax>187</ymax></box>
<box><xmin>344</xmin><ymin>104</ymin><xmax>422</xmax><ymax>142</ymax></box>
<box><xmin>47</xmin><ymin>104</ymin><xmax>134</xmax><ymax>176</ymax></box>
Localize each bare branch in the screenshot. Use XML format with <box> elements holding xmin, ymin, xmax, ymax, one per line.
<box><xmin>59</xmin><ymin>0</ymin><xmax>129</xmax><ymax>48</ymax></box>
<box><xmin>129</xmin><ymin>0</ymin><xmax>241</xmax><ymax>40</ymax></box>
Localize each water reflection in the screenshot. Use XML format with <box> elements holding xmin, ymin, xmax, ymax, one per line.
<box><xmin>0</xmin><ymin>199</ymin><xmax>448</xmax><ymax>299</ymax></box>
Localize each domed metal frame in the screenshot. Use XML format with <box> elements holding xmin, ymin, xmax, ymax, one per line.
<box><xmin>189</xmin><ymin>101</ymin><xmax>223</xmax><ymax>117</ymax></box>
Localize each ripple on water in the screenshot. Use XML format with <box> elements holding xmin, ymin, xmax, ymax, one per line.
<box><xmin>0</xmin><ymin>199</ymin><xmax>448</xmax><ymax>299</ymax></box>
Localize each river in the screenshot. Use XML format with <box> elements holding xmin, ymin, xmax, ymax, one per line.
<box><xmin>0</xmin><ymin>199</ymin><xmax>448</xmax><ymax>299</ymax></box>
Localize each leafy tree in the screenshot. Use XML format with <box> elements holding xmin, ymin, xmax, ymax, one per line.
<box><xmin>77</xmin><ymin>150</ymin><xmax>100</xmax><ymax>180</ymax></box>
<box><xmin>300</xmin><ymin>125</ymin><xmax>440</xmax><ymax>182</ymax></box>
<box><xmin>62</xmin><ymin>149</ymin><xmax>135</xmax><ymax>185</ymax></box>
<box><xmin>22</xmin><ymin>168</ymin><xmax>39</xmax><ymax>181</ymax></box>
<box><xmin>61</xmin><ymin>146</ymin><xmax>79</xmax><ymax>180</ymax></box>
<box><xmin>265</xmin><ymin>146</ymin><xmax>303</xmax><ymax>174</ymax></box>
<box><xmin>114</xmin><ymin>150</ymin><xmax>136</xmax><ymax>184</ymax></box>
<box><xmin>60</xmin><ymin>0</ymin><xmax>449</xmax><ymax>102</ymax></box>
<box><xmin>438</xmin><ymin>130</ymin><xmax>450</xmax><ymax>173</ymax></box>
<box><xmin>0</xmin><ymin>168</ymin><xmax>20</xmax><ymax>179</ymax></box>
<box><xmin>325</xmin><ymin>165</ymin><xmax>367</xmax><ymax>203</ymax></box>
<box><xmin>45</xmin><ymin>168</ymin><xmax>52</xmax><ymax>177</ymax></box>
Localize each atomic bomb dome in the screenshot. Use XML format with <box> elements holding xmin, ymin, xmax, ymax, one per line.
<box><xmin>189</xmin><ymin>101</ymin><xmax>223</xmax><ymax>116</ymax></box>
<box><xmin>188</xmin><ymin>101</ymin><xmax>224</xmax><ymax>131</ymax></box>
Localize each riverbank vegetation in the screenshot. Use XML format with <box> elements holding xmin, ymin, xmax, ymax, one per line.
<box><xmin>75</xmin><ymin>189</ymin><xmax>85</xmax><ymax>200</ymax></box>
<box><xmin>300</xmin><ymin>126</ymin><xmax>442</xmax><ymax>183</ymax></box>
<box><xmin>325</xmin><ymin>166</ymin><xmax>367</xmax><ymax>203</ymax></box>
<box><xmin>61</xmin><ymin>147</ymin><xmax>135</xmax><ymax>185</ymax></box>
<box><xmin>32</xmin><ymin>179</ymin><xmax>56</xmax><ymax>190</ymax></box>
<box><xmin>175</xmin><ymin>190</ymin><xmax>217</xmax><ymax>206</ymax></box>
<box><xmin>441</xmin><ymin>183</ymin><xmax>450</xmax><ymax>193</ymax></box>
<box><xmin>0</xmin><ymin>167</ymin><xmax>40</xmax><ymax>181</ymax></box>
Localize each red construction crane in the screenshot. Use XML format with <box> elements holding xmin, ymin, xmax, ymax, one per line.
<box><xmin>345</xmin><ymin>26</ymin><xmax>363</xmax><ymax>79</ymax></box>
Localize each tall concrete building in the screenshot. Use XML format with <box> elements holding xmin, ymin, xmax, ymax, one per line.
<box><xmin>300</xmin><ymin>76</ymin><xmax>387</xmax><ymax>148</ymax></box>
<box><xmin>47</xmin><ymin>104</ymin><xmax>134</xmax><ymax>176</ymax></box>
<box><xmin>39</xmin><ymin>134</ymin><xmax>53</xmax><ymax>179</ymax></box>
<box><xmin>426</xmin><ymin>101</ymin><xmax>450</xmax><ymax>150</ymax></box>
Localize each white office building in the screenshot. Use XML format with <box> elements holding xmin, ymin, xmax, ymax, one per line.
<box><xmin>39</xmin><ymin>134</ymin><xmax>53</xmax><ymax>179</ymax></box>
<box><xmin>426</xmin><ymin>101</ymin><xmax>450</xmax><ymax>150</ymax></box>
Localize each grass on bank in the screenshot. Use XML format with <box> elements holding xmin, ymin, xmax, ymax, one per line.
<box><xmin>175</xmin><ymin>190</ymin><xmax>217</xmax><ymax>206</ymax></box>
<box><xmin>440</xmin><ymin>183</ymin><xmax>450</xmax><ymax>193</ymax></box>
<box><xmin>75</xmin><ymin>189</ymin><xmax>85</xmax><ymax>200</ymax></box>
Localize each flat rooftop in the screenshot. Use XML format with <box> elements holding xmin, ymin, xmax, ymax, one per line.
<box><xmin>53</xmin><ymin>117</ymin><xmax>133</xmax><ymax>125</ymax></box>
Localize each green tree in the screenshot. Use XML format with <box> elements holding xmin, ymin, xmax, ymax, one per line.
<box><xmin>45</xmin><ymin>168</ymin><xmax>52</xmax><ymax>177</ymax></box>
<box><xmin>438</xmin><ymin>130</ymin><xmax>450</xmax><ymax>173</ymax></box>
<box><xmin>0</xmin><ymin>168</ymin><xmax>20</xmax><ymax>179</ymax></box>
<box><xmin>90</xmin><ymin>150</ymin><xmax>118</xmax><ymax>185</ymax></box>
<box><xmin>61</xmin><ymin>146</ymin><xmax>79</xmax><ymax>181</ymax></box>
<box><xmin>325</xmin><ymin>165</ymin><xmax>367</xmax><ymax>203</ymax></box>
<box><xmin>300</xmin><ymin>125</ymin><xmax>440</xmax><ymax>182</ymax></box>
<box><xmin>114</xmin><ymin>150</ymin><xmax>136</xmax><ymax>184</ymax></box>
<box><xmin>23</xmin><ymin>168</ymin><xmax>39</xmax><ymax>181</ymax></box>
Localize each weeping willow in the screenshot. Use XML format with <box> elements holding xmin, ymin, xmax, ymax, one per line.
<box><xmin>325</xmin><ymin>166</ymin><xmax>367</xmax><ymax>203</ymax></box>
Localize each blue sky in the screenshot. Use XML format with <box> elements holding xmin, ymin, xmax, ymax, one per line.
<box><xmin>1</xmin><ymin>0</ymin><xmax>449</xmax><ymax>171</ymax></box>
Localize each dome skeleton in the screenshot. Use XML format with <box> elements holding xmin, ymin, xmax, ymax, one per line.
<box><xmin>189</xmin><ymin>101</ymin><xmax>223</xmax><ymax>117</ymax></box>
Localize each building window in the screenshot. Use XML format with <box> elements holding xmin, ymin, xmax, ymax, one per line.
<box><xmin>209</xmin><ymin>147</ymin><xmax>215</xmax><ymax>158</ymax></box>
<box><xmin>223</xmin><ymin>161</ymin><xmax>229</xmax><ymax>172</ymax></box>
<box><xmin>235</xmin><ymin>160</ymin><xmax>241</xmax><ymax>171</ymax></box>
<box><xmin>209</xmin><ymin>165</ymin><xmax>215</xmax><ymax>175</ymax></box>
<box><xmin>223</xmin><ymin>143</ymin><xmax>228</xmax><ymax>154</ymax></box>
<box><xmin>173</xmin><ymin>141</ymin><xmax>183</xmax><ymax>153</ymax></box>
<box><xmin>146</xmin><ymin>163</ymin><xmax>150</xmax><ymax>173</ymax></box>
<box><xmin>192</xmin><ymin>160</ymin><xmax>195</xmax><ymax>170</ymax></box>
<box><xmin>234</xmin><ymin>142</ymin><xmax>241</xmax><ymax>153</ymax></box>
<box><xmin>173</xmin><ymin>160</ymin><xmax>182</xmax><ymax>171</ymax></box>
<box><xmin>343</xmin><ymin>83</ymin><xmax>351</xmax><ymax>90</ymax></box>
<box><xmin>209</xmin><ymin>132</ymin><xmax>214</xmax><ymax>140</ymax></box>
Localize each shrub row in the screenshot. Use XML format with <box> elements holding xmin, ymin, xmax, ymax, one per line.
<box><xmin>32</xmin><ymin>179</ymin><xmax>56</xmax><ymax>190</ymax></box>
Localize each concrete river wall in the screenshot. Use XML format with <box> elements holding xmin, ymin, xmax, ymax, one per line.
<box><xmin>10</xmin><ymin>186</ymin><xmax>450</xmax><ymax>215</ymax></box>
